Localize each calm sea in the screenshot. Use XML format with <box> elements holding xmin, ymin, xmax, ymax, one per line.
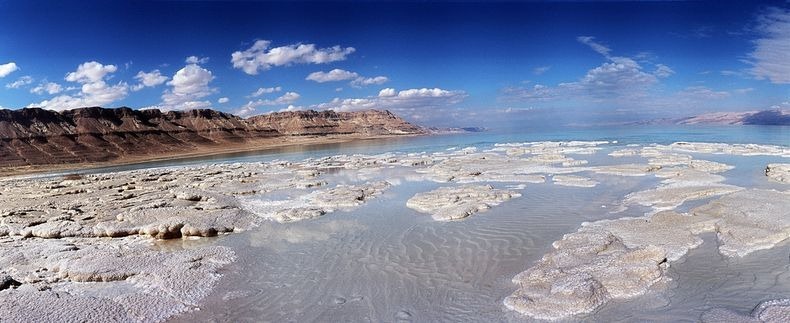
<box><xmin>71</xmin><ymin>124</ymin><xmax>790</xmax><ymax>176</ymax></box>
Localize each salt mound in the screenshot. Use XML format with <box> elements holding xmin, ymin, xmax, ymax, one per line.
<box><xmin>702</xmin><ymin>298</ymin><xmax>790</xmax><ymax>323</ymax></box>
<box><xmin>765</xmin><ymin>164</ymin><xmax>790</xmax><ymax>184</ymax></box>
<box><xmin>507</xmin><ymin>189</ymin><xmax>790</xmax><ymax>320</ymax></box>
<box><xmin>406</xmin><ymin>185</ymin><xmax>520</xmax><ymax>221</ymax></box>
<box><xmin>692</xmin><ymin>189</ymin><xmax>790</xmax><ymax>257</ymax></box>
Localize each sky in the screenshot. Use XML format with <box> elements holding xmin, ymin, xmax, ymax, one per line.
<box><xmin>0</xmin><ymin>0</ymin><xmax>789</xmax><ymax>127</ymax></box>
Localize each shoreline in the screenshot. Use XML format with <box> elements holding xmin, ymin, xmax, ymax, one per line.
<box><xmin>0</xmin><ymin>133</ymin><xmax>424</xmax><ymax>178</ymax></box>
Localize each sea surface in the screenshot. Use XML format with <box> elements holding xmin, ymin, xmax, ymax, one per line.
<box><xmin>58</xmin><ymin>124</ymin><xmax>790</xmax><ymax>176</ymax></box>
<box><xmin>68</xmin><ymin>125</ymin><xmax>790</xmax><ymax>322</ymax></box>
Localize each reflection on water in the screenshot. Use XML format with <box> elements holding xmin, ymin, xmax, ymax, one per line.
<box><xmin>170</xmin><ymin>139</ymin><xmax>789</xmax><ymax>322</ymax></box>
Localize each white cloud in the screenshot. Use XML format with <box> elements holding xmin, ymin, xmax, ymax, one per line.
<box><xmin>654</xmin><ymin>64</ymin><xmax>675</xmax><ymax>78</ymax></box>
<box><xmin>350</xmin><ymin>76</ymin><xmax>388</xmax><ymax>87</ymax></box>
<box><xmin>734</xmin><ymin>87</ymin><xmax>754</xmax><ymax>94</ymax></box>
<box><xmin>158</xmin><ymin>63</ymin><xmax>216</xmax><ymax>110</ymax></box>
<box><xmin>0</xmin><ymin>62</ymin><xmax>19</xmax><ymax>78</ymax></box>
<box><xmin>577</xmin><ymin>36</ymin><xmax>611</xmax><ymax>57</ymax></box>
<box><xmin>65</xmin><ymin>61</ymin><xmax>117</xmax><ymax>83</ymax></box>
<box><xmin>5</xmin><ymin>75</ymin><xmax>33</xmax><ymax>89</ymax></box>
<box><xmin>312</xmin><ymin>87</ymin><xmax>466</xmax><ymax>112</ymax></box>
<box><xmin>306</xmin><ymin>69</ymin><xmax>359</xmax><ymax>82</ymax></box>
<box><xmin>236</xmin><ymin>91</ymin><xmax>301</xmax><ymax>116</ymax></box>
<box><xmin>533</xmin><ymin>65</ymin><xmax>551</xmax><ymax>75</ymax></box>
<box><xmin>306</xmin><ymin>68</ymin><xmax>388</xmax><ymax>87</ymax></box>
<box><xmin>27</xmin><ymin>61</ymin><xmax>128</xmax><ymax>111</ymax></box>
<box><xmin>501</xmin><ymin>84</ymin><xmax>557</xmax><ymax>101</ymax></box>
<box><xmin>231</xmin><ymin>40</ymin><xmax>355</xmax><ymax>75</ymax></box>
<box><xmin>31</xmin><ymin>82</ymin><xmax>63</xmax><ymax>95</ymax></box>
<box><xmin>378</xmin><ymin>88</ymin><xmax>396</xmax><ymax>97</ymax></box>
<box><xmin>676</xmin><ymin>86</ymin><xmax>730</xmax><ymax>100</ymax></box>
<box><xmin>565</xmin><ymin>56</ymin><xmax>658</xmax><ymax>99</ymax></box>
<box><xmin>131</xmin><ymin>69</ymin><xmax>168</xmax><ymax>91</ymax></box>
<box><xmin>218</xmin><ymin>97</ymin><xmax>229</xmax><ymax>104</ymax></box>
<box><xmin>748</xmin><ymin>7</ymin><xmax>790</xmax><ymax>83</ymax></box>
<box><xmin>249</xmin><ymin>86</ymin><xmax>282</xmax><ymax>97</ymax></box>
<box><xmin>185</xmin><ymin>56</ymin><xmax>209</xmax><ymax>64</ymax></box>
<box><xmin>234</xmin><ymin>105</ymin><xmax>257</xmax><ymax>118</ymax></box>
<box><xmin>503</xmin><ymin>38</ymin><xmax>662</xmax><ymax>104</ymax></box>
<box><xmin>279</xmin><ymin>104</ymin><xmax>305</xmax><ymax>112</ymax></box>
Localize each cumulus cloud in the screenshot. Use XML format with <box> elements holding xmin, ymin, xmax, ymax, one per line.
<box><xmin>312</xmin><ymin>87</ymin><xmax>466</xmax><ymax>112</ymax></box>
<box><xmin>131</xmin><ymin>69</ymin><xmax>168</xmax><ymax>91</ymax></box>
<box><xmin>31</xmin><ymin>82</ymin><xmax>63</xmax><ymax>95</ymax></box>
<box><xmin>503</xmin><ymin>37</ymin><xmax>674</xmax><ymax>105</ymax></box>
<box><xmin>5</xmin><ymin>75</ymin><xmax>33</xmax><ymax>89</ymax></box>
<box><xmin>748</xmin><ymin>7</ymin><xmax>790</xmax><ymax>84</ymax></box>
<box><xmin>350</xmin><ymin>76</ymin><xmax>388</xmax><ymax>87</ymax></box>
<box><xmin>306</xmin><ymin>69</ymin><xmax>359</xmax><ymax>82</ymax></box>
<box><xmin>306</xmin><ymin>68</ymin><xmax>388</xmax><ymax>87</ymax></box>
<box><xmin>27</xmin><ymin>61</ymin><xmax>128</xmax><ymax>111</ymax></box>
<box><xmin>218</xmin><ymin>97</ymin><xmax>229</xmax><ymax>104</ymax></box>
<box><xmin>249</xmin><ymin>86</ymin><xmax>282</xmax><ymax>97</ymax></box>
<box><xmin>279</xmin><ymin>104</ymin><xmax>305</xmax><ymax>112</ymax></box>
<box><xmin>566</xmin><ymin>56</ymin><xmax>658</xmax><ymax>98</ymax></box>
<box><xmin>0</xmin><ymin>62</ymin><xmax>19</xmax><ymax>78</ymax></box>
<box><xmin>231</xmin><ymin>40</ymin><xmax>355</xmax><ymax>75</ymax></box>
<box><xmin>236</xmin><ymin>91</ymin><xmax>301</xmax><ymax>117</ymax></box>
<box><xmin>157</xmin><ymin>63</ymin><xmax>216</xmax><ymax>110</ymax></box>
<box><xmin>65</xmin><ymin>61</ymin><xmax>117</xmax><ymax>83</ymax></box>
<box><xmin>185</xmin><ymin>56</ymin><xmax>209</xmax><ymax>64</ymax></box>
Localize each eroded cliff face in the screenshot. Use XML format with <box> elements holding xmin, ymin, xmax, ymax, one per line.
<box><xmin>247</xmin><ymin>109</ymin><xmax>424</xmax><ymax>135</ymax></box>
<box><xmin>0</xmin><ymin>107</ymin><xmax>423</xmax><ymax>167</ymax></box>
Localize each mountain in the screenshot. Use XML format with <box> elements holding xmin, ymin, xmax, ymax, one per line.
<box><xmin>247</xmin><ymin>109</ymin><xmax>423</xmax><ymax>135</ymax></box>
<box><xmin>0</xmin><ymin>107</ymin><xmax>424</xmax><ymax>168</ymax></box>
<box><xmin>676</xmin><ymin>109</ymin><xmax>790</xmax><ymax>125</ymax></box>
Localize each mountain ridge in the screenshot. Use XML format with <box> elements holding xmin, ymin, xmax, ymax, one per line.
<box><xmin>0</xmin><ymin>106</ymin><xmax>425</xmax><ymax>168</ymax></box>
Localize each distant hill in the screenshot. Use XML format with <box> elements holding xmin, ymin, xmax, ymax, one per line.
<box><xmin>0</xmin><ymin>107</ymin><xmax>425</xmax><ymax>168</ymax></box>
<box><xmin>676</xmin><ymin>109</ymin><xmax>790</xmax><ymax>125</ymax></box>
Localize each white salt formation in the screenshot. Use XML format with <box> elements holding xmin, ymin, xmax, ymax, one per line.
<box><xmin>243</xmin><ymin>181</ymin><xmax>392</xmax><ymax>222</ymax></box>
<box><xmin>506</xmin><ymin>188</ymin><xmax>790</xmax><ymax>320</ymax></box>
<box><xmin>765</xmin><ymin>163</ymin><xmax>790</xmax><ymax>184</ymax></box>
<box><xmin>702</xmin><ymin>299</ymin><xmax>790</xmax><ymax>323</ymax></box>
<box><xmin>406</xmin><ymin>185</ymin><xmax>520</xmax><ymax>221</ymax></box>
<box><xmin>552</xmin><ymin>175</ymin><xmax>599</xmax><ymax>187</ymax></box>
<box><xmin>0</xmin><ymin>236</ymin><xmax>234</xmax><ymax>322</ymax></box>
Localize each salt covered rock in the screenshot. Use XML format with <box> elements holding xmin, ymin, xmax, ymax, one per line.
<box><xmin>406</xmin><ymin>185</ymin><xmax>520</xmax><ymax>221</ymax></box>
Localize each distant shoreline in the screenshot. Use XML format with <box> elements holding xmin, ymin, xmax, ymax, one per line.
<box><xmin>0</xmin><ymin>133</ymin><xmax>422</xmax><ymax>178</ymax></box>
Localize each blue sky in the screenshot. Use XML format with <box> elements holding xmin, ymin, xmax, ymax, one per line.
<box><xmin>0</xmin><ymin>1</ymin><xmax>789</xmax><ymax>126</ymax></box>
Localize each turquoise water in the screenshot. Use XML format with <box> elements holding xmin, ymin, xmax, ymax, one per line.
<box><xmin>160</xmin><ymin>125</ymin><xmax>790</xmax><ymax>323</ymax></box>
<box><xmin>64</xmin><ymin>125</ymin><xmax>789</xmax><ymax>177</ymax></box>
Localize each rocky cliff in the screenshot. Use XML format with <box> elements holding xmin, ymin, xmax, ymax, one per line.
<box><xmin>0</xmin><ymin>107</ymin><xmax>423</xmax><ymax>168</ymax></box>
<box><xmin>247</xmin><ymin>109</ymin><xmax>424</xmax><ymax>135</ymax></box>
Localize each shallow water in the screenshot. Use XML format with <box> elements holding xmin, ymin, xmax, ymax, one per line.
<box><xmin>157</xmin><ymin>126</ymin><xmax>790</xmax><ymax>322</ymax></box>
<box><xmin>44</xmin><ymin>124</ymin><xmax>790</xmax><ymax>178</ymax></box>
